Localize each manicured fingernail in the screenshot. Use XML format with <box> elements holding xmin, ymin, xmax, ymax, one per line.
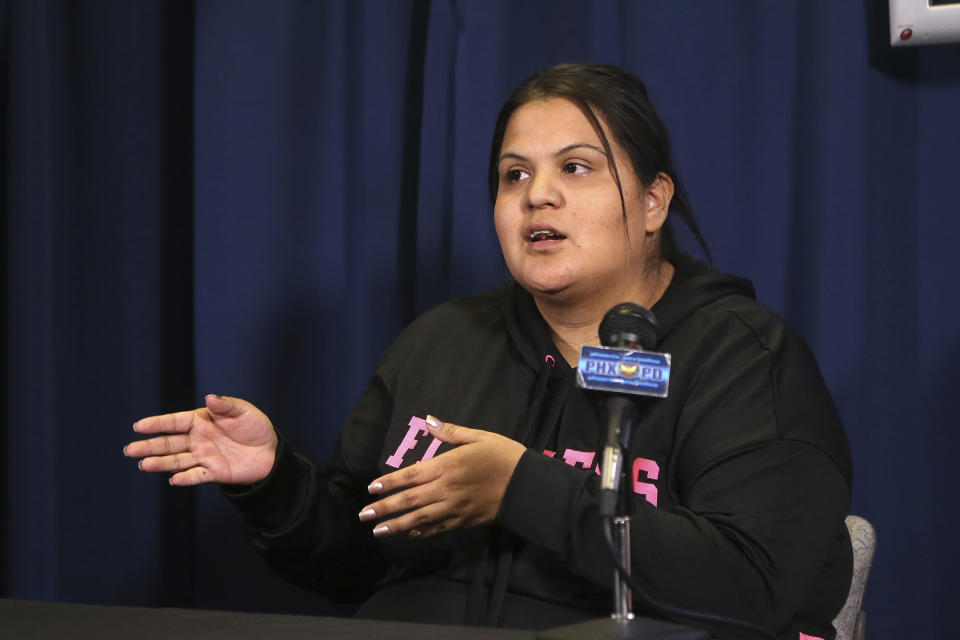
<box><xmin>409</xmin><ymin>529</ymin><xmax>422</xmax><ymax>538</ymax></box>
<box><xmin>358</xmin><ymin>508</ymin><xmax>376</xmax><ymax>522</ymax></box>
<box><xmin>132</xmin><ymin>422</ymin><xmax>139</xmax><ymax>432</ymax></box>
<box><xmin>425</xmin><ymin>415</ymin><xmax>442</xmax><ymax>430</ymax></box>
<box><xmin>168</xmin><ymin>477</ymin><xmax>174</xmax><ymax>485</ymax></box>
<box><xmin>367</xmin><ymin>482</ymin><xmax>383</xmax><ymax>493</ymax></box>
<box><xmin>138</xmin><ymin>460</ymin><xmax>144</xmax><ymax>471</ymax></box>
<box><xmin>372</xmin><ymin>525</ymin><xmax>389</xmax><ymax>538</ymax></box>
<box><xmin>123</xmin><ymin>445</ymin><xmax>128</xmax><ymax>456</ymax></box>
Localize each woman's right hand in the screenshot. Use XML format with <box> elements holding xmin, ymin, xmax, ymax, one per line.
<box><xmin>124</xmin><ymin>394</ymin><xmax>279</xmax><ymax>486</ymax></box>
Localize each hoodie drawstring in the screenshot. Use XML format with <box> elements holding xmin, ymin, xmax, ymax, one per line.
<box><xmin>465</xmin><ymin>544</ymin><xmax>490</xmax><ymax>625</ymax></box>
<box><xmin>467</xmin><ymin>354</ymin><xmax>564</xmax><ymax>627</ymax></box>
<box><xmin>515</xmin><ymin>354</ymin><xmax>555</xmax><ymax>446</ymax></box>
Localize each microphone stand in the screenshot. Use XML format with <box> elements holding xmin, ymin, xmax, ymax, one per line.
<box><xmin>602</xmin><ymin>396</ymin><xmax>637</xmax><ymax>625</ymax></box>
<box><xmin>611</xmin><ymin>515</ymin><xmax>634</xmax><ymax>623</ymax></box>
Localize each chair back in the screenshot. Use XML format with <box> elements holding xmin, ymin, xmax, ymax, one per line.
<box><xmin>832</xmin><ymin>515</ymin><xmax>876</xmax><ymax>640</ymax></box>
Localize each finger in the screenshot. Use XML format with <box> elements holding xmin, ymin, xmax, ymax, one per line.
<box><xmin>138</xmin><ymin>451</ymin><xmax>201</xmax><ymax>474</ymax></box>
<box><xmin>204</xmin><ymin>394</ymin><xmax>247</xmax><ymax>418</ymax></box>
<box><xmin>169</xmin><ymin>466</ymin><xmax>217</xmax><ymax>486</ymax></box>
<box><xmin>411</xmin><ymin>517</ymin><xmax>459</xmax><ymax>539</ymax></box>
<box><xmin>133</xmin><ymin>409</ymin><xmax>200</xmax><ymax>435</ymax></box>
<box><xmin>370</xmin><ymin>500</ymin><xmax>452</xmax><ymax>538</ymax></box>
<box><xmin>424</xmin><ymin>415</ymin><xmax>480</xmax><ymax>445</ymax></box>
<box><xmin>367</xmin><ymin>456</ymin><xmax>444</xmax><ymax>496</ymax></box>
<box><xmin>360</xmin><ymin>479</ymin><xmax>443</xmax><ymax>523</ymax></box>
<box><xmin>124</xmin><ymin>434</ymin><xmax>191</xmax><ymax>459</ymax></box>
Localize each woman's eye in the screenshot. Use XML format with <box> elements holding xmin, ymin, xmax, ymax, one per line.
<box><xmin>563</xmin><ymin>162</ymin><xmax>588</xmax><ymax>175</ymax></box>
<box><xmin>505</xmin><ymin>168</ymin><xmax>529</xmax><ymax>182</ymax></box>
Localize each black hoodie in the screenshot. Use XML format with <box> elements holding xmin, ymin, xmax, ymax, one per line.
<box><xmin>224</xmin><ymin>254</ymin><xmax>852</xmax><ymax>640</ymax></box>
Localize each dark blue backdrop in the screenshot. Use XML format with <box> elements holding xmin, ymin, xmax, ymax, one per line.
<box><xmin>3</xmin><ymin>1</ymin><xmax>959</xmax><ymax>637</ymax></box>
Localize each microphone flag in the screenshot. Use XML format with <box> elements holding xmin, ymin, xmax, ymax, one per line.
<box><xmin>576</xmin><ymin>345</ymin><xmax>671</xmax><ymax>398</ymax></box>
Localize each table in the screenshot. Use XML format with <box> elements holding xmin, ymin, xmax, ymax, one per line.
<box><xmin>0</xmin><ymin>598</ymin><xmax>710</xmax><ymax>640</ymax></box>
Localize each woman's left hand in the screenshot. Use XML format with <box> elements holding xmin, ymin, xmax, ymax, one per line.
<box><xmin>359</xmin><ymin>416</ymin><xmax>526</xmax><ymax>539</ymax></box>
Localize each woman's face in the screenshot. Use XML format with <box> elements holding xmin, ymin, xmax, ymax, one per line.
<box><xmin>493</xmin><ymin>98</ymin><xmax>668</xmax><ymax>304</ymax></box>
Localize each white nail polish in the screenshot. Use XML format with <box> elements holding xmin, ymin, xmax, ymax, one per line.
<box><xmin>425</xmin><ymin>415</ymin><xmax>442</xmax><ymax>429</ymax></box>
<box><xmin>358</xmin><ymin>508</ymin><xmax>376</xmax><ymax>521</ymax></box>
<box><xmin>372</xmin><ymin>525</ymin><xmax>389</xmax><ymax>537</ymax></box>
<box><xmin>368</xmin><ymin>482</ymin><xmax>383</xmax><ymax>493</ymax></box>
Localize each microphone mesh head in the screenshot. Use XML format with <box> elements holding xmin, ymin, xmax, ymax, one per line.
<box><xmin>599</xmin><ymin>303</ymin><xmax>658</xmax><ymax>350</ymax></box>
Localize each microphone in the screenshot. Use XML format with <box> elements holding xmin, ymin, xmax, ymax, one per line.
<box><xmin>576</xmin><ymin>303</ymin><xmax>667</xmax><ymax>517</ymax></box>
<box><xmin>571</xmin><ymin>305</ymin><xmax>775</xmax><ymax>639</ymax></box>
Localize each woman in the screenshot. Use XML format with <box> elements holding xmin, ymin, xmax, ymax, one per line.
<box><xmin>125</xmin><ymin>64</ymin><xmax>852</xmax><ymax>640</ymax></box>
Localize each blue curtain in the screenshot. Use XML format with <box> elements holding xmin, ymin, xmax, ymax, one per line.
<box><xmin>3</xmin><ymin>0</ymin><xmax>959</xmax><ymax>636</ymax></box>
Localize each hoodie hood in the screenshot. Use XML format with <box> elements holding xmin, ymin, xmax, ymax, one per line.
<box><xmin>652</xmin><ymin>253</ymin><xmax>756</xmax><ymax>343</ymax></box>
<box><xmin>501</xmin><ymin>281</ymin><xmax>567</xmax><ymax>376</ymax></box>
<box><xmin>501</xmin><ymin>252</ymin><xmax>757</xmax><ymax>366</ymax></box>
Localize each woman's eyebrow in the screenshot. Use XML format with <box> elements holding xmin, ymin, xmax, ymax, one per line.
<box><xmin>498</xmin><ymin>151</ymin><xmax>527</xmax><ymax>165</ymax></box>
<box><xmin>498</xmin><ymin>143</ymin><xmax>607</xmax><ymax>166</ymax></box>
<box><xmin>554</xmin><ymin>142</ymin><xmax>606</xmax><ymax>157</ymax></box>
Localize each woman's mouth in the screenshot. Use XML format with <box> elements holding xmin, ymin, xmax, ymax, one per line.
<box><xmin>527</xmin><ymin>229</ymin><xmax>566</xmax><ymax>243</ymax></box>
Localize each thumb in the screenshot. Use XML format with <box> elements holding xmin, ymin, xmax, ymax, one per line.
<box><xmin>204</xmin><ymin>394</ymin><xmax>247</xmax><ymax>418</ymax></box>
<box><xmin>425</xmin><ymin>415</ymin><xmax>477</xmax><ymax>444</ymax></box>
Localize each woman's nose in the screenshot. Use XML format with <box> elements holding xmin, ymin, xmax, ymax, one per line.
<box><xmin>526</xmin><ymin>173</ymin><xmax>564</xmax><ymax>209</ymax></box>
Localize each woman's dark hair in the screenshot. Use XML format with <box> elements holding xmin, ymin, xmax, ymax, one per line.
<box><xmin>487</xmin><ymin>63</ymin><xmax>710</xmax><ymax>261</ymax></box>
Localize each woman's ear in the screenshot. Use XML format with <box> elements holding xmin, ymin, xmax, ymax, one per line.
<box><xmin>644</xmin><ymin>172</ymin><xmax>674</xmax><ymax>234</ymax></box>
